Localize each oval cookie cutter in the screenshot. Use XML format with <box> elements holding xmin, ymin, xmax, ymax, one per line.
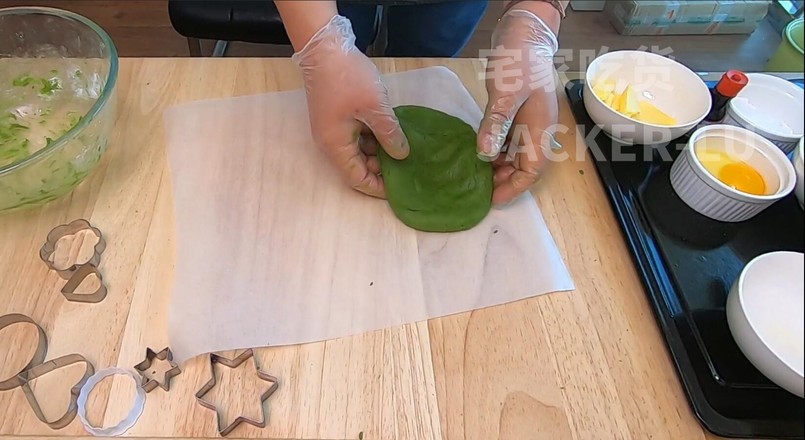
<box><xmin>0</xmin><ymin>313</ymin><xmax>95</xmax><ymax>430</ymax></box>
<box><xmin>0</xmin><ymin>314</ymin><xmax>48</xmax><ymax>391</ymax></box>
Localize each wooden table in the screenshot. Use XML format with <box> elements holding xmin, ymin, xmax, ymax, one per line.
<box><xmin>0</xmin><ymin>58</ymin><xmax>724</xmax><ymax>440</ymax></box>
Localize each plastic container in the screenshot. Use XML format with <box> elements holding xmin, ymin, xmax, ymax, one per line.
<box><xmin>569</xmin><ymin>0</ymin><xmax>606</xmax><ymax>11</ymax></box>
<box><xmin>765</xmin><ymin>17</ymin><xmax>804</xmax><ymax>73</ymax></box>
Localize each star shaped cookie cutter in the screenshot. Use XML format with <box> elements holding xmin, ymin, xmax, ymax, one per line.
<box><xmin>194</xmin><ymin>349</ymin><xmax>279</xmax><ymax>436</ymax></box>
<box><xmin>133</xmin><ymin>347</ymin><xmax>182</xmax><ymax>392</ymax></box>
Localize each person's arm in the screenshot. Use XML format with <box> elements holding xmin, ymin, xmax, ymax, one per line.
<box><xmin>276</xmin><ymin>2</ymin><xmax>409</xmax><ymax>198</ymax></box>
<box><xmin>478</xmin><ymin>0</ymin><xmax>564</xmax><ymax>205</ymax></box>
<box><xmin>274</xmin><ymin>1</ymin><xmax>338</xmax><ymax>51</ymax></box>
<box><xmin>502</xmin><ymin>0</ymin><xmax>566</xmax><ymax>28</ymax></box>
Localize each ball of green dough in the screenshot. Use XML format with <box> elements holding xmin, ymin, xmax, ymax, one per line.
<box><xmin>378</xmin><ymin>105</ymin><xmax>493</xmax><ymax>232</ymax></box>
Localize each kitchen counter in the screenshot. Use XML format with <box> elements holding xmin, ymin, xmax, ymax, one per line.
<box><xmin>0</xmin><ymin>58</ymin><xmax>727</xmax><ymax>439</ymax></box>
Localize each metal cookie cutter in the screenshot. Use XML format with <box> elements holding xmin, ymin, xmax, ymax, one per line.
<box><xmin>133</xmin><ymin>347</ymin><xmax>182</xmax><ymax>392</ymax></box>
<box><xmin>0</xmin><ymin>314</ymin><xmax>48</xmax><ymax>391</ymax></box>
<box><xmin>60</xmin><ymin>263</ymin><xmax>108</xmax><ymax>303</ymax></box>
<box><xmin>19</xmin><ymin>353</ymin><xmax>95</xmax><ymax>430</ymax></box>
<box><xmin>39</xmin><ymin>219</ymin><xmax>106</xmax><ymax>280</ymax></box>
<box><xmin>195</xmin><ymin>349</ymin><xmax>279</xmax><ymax>436</ymax></box>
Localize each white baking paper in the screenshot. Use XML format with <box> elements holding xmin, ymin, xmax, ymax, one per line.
<box><xmin>164</xmin><ymin>67</ymin><xmax>574</xmax><ymax>363</ymax></box>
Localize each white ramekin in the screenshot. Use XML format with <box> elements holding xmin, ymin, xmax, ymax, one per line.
<box><xmin>670</xmin><ymin>125</ymin><xmax>797</xmax><ymax>222</ymax></box>
<box><xmin>723</xmin><ymin>74</ymin><xmax>804</xmax><ymax>155</ymax></box>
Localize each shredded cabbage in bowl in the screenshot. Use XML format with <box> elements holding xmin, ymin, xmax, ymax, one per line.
<box><xmin>0</xmin><ymin>58</ymin><xmax>114</xmax><ymax>211</ymax></box>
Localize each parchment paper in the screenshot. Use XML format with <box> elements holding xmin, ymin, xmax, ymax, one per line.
<box><xmin>164</xmin><ymin>67</ymin><xmax>574</xmax><ymax>363</ymax></box>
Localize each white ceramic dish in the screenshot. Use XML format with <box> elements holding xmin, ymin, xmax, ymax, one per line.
<box><xmin>583</xmin><ymin>50</ymin><xmax>711</xmax><ymax>145</ymax></box>
<box><xmin>727</xmin><ymin>251</ymin><xmax>804</xmax><ymax>398</ymax></box>
<box><xmin>724</xmin><ymin>73</ymin><xmax>804</xmax><ymax>154</ymax></box>
<box><xmin>670</xmin><ymin>125</ymin><xmax>797</xmax><ymax>222</ymax></box>
<box><xmin>794</xmin><ymin>137</ymin><xmax>804</xmax><ymax>209</ymax></box>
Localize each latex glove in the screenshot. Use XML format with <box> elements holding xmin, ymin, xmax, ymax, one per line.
<box><xmin>292</xmin><ymin>15</ymin><xmax>409</xmax><ymax>198</ymax></box>
<box><xmin>478</xmin><ymin>8</ymin><xmax>560</xmax><ymax>205</ymax></box>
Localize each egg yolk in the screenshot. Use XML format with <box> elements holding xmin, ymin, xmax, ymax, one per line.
<box><xmin>718</xmin><ymin>162</ymin><xmax>766</xmax><ymax>195</ymax></box>
<box><xmin>695</xmin><ymin>142</ymin><xmax>769</xmax><ymax>196</ymax></box>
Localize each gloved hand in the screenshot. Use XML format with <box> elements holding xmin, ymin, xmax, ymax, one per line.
<box><xmin>478</xmin><ymin>7</ymin><xmax>561</xmax><ymax>205</ymax></box>
<box><xmin>292</xmin><ymin>15</ymin><xmax>409</xmax><ymax>198</ymax></box>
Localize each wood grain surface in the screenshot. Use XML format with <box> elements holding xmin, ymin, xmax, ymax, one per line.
<box><xmin>0</xmin><ymin>58</ymin><xmax>724</xmax><ymax>439</ymax></box>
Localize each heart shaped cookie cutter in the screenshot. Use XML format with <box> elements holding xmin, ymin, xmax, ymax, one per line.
<box><xmin>19</xmin><ymin>353</ymin><xmax>95</xmax><ymax>430</ymax></box>
<box><xmin>60</xmin><ymin>263</ymin><xmax>108</xmax><ymax>303</ymax></box>
<box><xmin>1</xmin><ymin>313</ymin><xmax>96</xmax><ymax>429</ymax></box>
<box><xmin>39</xmin><ymin>219</ymin><xmax>108</xmax><ymax>303</ymax></box>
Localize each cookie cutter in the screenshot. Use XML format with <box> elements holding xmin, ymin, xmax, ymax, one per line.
<box><xmin>77</xmin><ymin>367</ymin><xmax>146</xmax><ymax>436</ymax></box>
<box><xmin>133</xmin><ymin>347</ymin><xmax>182</xmax><ymax>392</ymax></box>
<box><xmin>0</xmin><ymin>313</ymin><xmax>48</xmax><ymax>391</ymax></box>
<box><xmin>19</xmin><ymin>353</ymin><xmax>95</xmax><ymax>430</ymax></box>
<box><xmin>60</xmin><ymin>263</ymin><xmax>108</xmax><ymax>303</ymax></box>
<box><xmin>195</xmin><ymin>349</ymin><xmax>279</xmax><ymax>436</ymax></box>
<box><xmin>40</xmin><ymin>219</ymin><xmax>106</xmax><ymax>280</ymax></box>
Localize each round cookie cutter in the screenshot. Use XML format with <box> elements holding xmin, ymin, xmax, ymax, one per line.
<box><xmin>77</xmin><ymin>368</ymin><xmax>146</xmax><ymax>436</ymax></box>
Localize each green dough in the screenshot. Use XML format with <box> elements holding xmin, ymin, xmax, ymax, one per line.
<box><xmin>378</xmin><ymin>105</ymin><xmax>493</xmax><ymax>232</ymax></box>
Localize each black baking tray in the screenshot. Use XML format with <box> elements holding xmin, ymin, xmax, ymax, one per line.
<box><xmin>565</xmin><ymin>79</ymin><xmax>804</xmax><ymax>439</ymax></box>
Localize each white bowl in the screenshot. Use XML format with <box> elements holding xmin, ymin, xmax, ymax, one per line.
<box><xmin>584</xmin><ymin>50</ymin><xmax>711</xmax><ymax>145</ymax></box>
<box><xmin>724</xmin><ymin>74</ymin><xmax>804</xmax><ymax>154</ymax></box>
<box><xmin>727</xmin><ymin>251</ymin><xmax>804</xmax><ymax>398</ymax></box>
<box><xmin>794</xmin><ymin>137</ymin><xmax>804</xmax><ymax>209</ymax></box>
<box><xmin>670</xmin><ymin>125</ymin><xmax>797</xmax><ymax>222</ymax></box>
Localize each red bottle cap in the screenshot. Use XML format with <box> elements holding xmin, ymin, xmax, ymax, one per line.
<box><xmin>716</xmin><ymin>70</ymin><xmax>749</xmax><ymax>98</ymax></box>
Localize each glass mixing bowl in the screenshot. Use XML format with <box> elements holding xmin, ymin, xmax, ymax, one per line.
<box><xmin>0</xmin><ymin>7</ymin><xmax>118</xmax><ymax>211</ymax></box>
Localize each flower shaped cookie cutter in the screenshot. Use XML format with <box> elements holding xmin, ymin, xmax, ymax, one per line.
<box><xmin>39</xmin><ymin>219</ymin><xmax>108</xmax><ymax>303</ymax></box>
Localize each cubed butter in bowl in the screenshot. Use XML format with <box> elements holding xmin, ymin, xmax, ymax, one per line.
<box><xmin>591</xmin><ymin>79</ymin><xmax>677</xmax><ymax>126</ymax></box>
<box><xmin>584</xmin><ymin>50</ymin><xmax>711</xmax><ymax>145</ymax></box>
